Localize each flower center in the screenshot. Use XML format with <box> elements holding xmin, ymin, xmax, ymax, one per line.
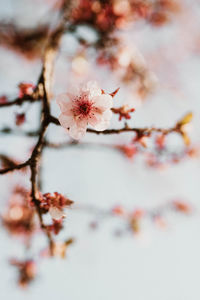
<box><xmin>79</xmin><ymin>101</ymin><xmax>91</xmax><ymax>116</ymax></box>
<box><xmin>73</xmin><ymin>96</ymin><xmax>93</xmax><ymax>118</ymax></box>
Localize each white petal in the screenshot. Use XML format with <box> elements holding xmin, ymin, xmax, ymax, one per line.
<box><xmin>88</xmin><ymin>113</ymin><xmax>102</xmax><ymax>128</ymax></box>
<box><xmin>92</xmin><ymin>109</ymin><xmax>112</xmax><ymax>131</ymax></box>
<box><xmin>56</xmin><ymin>94</ymin><xmax>70</xmax><ymax>112</ymax></box>
<box><xmin>93</xmin><ymin>94</ymin><xmax>113</xmax><ymax>111</ymax></box>
<box><xmin>69</xmin><ymin>124</ymin><xmax>87</xmax><ymax>140</ymax></box>
<box><xmin>49</xmin><ymin>207</ymin><xmax>63</xmax><ymax>220</ymax></box>
<box><xmin>58</xmin><ymin>114</ymin><xmax>74</xmax><ymax>129</ymax></box>
<box><xmin>82</xmin><ymin>81</ymin><xmax>102</xmax><ymax>98</ymax></box>
<box><xmin>59</xmin><ymin>113</ymin><xmax>88</xmax><ymax>140</ymax></box>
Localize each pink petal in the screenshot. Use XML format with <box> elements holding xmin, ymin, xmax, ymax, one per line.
<box><xmin>69</xmin><ymin>124</ymin><xmax>87</xmax><ymax>140</ymax></box>
<box><xmin>49</xmin><ymin>207</ymin><xmax>64</xmax><ymax>220</ymax></box>
<box><xmin>88</xmin><ymin>112</ymin><xmax>102</xmax><ymax>128</ymax></box>
<box><xmin>59</xmin><ymin>113</ymin><xmax>88</xmax><ymax>140</ymax></box>
<box><xmin>56</xmin><ymin>94</ymin><xmax>69</xmax><ymax>111</ymax></box>
<box><xmin>58</xmin><ymin>113</ymin><xmax>74</xmax><ymax>129</ymax></box>
<box><xmin>68</xmin><ymin>117</ymin><xmax>88</xmax><ymax>139</ymax></box>
<box><xmin>83</xmin><ymin>81</ymin><xmax>102</xmax><ymax>98</ymax></box>
<box><xmin>93</xmin><ymin>94</ymin><xmax>113</xmax><ymax>111</ymax></box>
<box><xmin>92</xmin><ymin>109</ymin><xmax>112</xmax><ymax>131</ymax></box>
<box><xmin>74</xmin><ymin>115</ymin><xmax>88</xmax><ymax>128</ymax></box>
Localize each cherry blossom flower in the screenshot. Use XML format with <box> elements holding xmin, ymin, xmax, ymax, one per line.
<box><xmin>38</xmin><ymin>192</ymin><xmax>73</xmax><ymax>220</ymax></box>
<box><xmin>57</xmin><ymin>81</ymin><xmax>113</xmax><ymax>139</ymax></box>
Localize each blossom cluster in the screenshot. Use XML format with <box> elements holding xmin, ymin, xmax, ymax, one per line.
<box><xmin>38</xmin><ymin>192</ymin><xmax>73</xmax><ymax>220</ymax></box>
<box><xmin>71</xmin><ymin>0</ymin><xmax>180</xmax><ymax>34</ymax></box>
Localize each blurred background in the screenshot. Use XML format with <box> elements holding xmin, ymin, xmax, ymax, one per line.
<box><xmin>0</xmin><ymin>0</ymin><xmax>200</xmax><ymax>299</ymax></box>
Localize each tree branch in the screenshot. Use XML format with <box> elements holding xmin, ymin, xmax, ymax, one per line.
<box><xmin>0</xmin><ymin>159</ymin><xmax>29</xmax><ymax>174</ymax></box>
<box><xmin>49</xmin><ymin>115</ymin><xmax>178</xmax><ymax>136</ymax></box>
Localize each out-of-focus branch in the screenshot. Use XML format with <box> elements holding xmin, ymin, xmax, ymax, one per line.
<box><xmin>72</xmin><ymin>199</ymin><xmax>193</xmax><ymax>234</ymax></box>
<box><xmin>0</xmin><ymin>127</ymin><xmax>39</xmax><ymax>137</ymax></box>
<box><xmin>0</xmin><ymin>157</ymin><xmax>29</xmax><ymax>174</ymax></box>
<box><xmin>27</xmin><ymin>0</ymin><xmax>75</xmax><ymax>253</ymax></box>
<box><xmin>0</xmin><ymin>95</ymin><xmax>40</xmax><ymax>108</ymax></box>
<box><xmin>0</xmin><ymin>0</ymin><xmax>75</xmax><ymax>254</ymax></box>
